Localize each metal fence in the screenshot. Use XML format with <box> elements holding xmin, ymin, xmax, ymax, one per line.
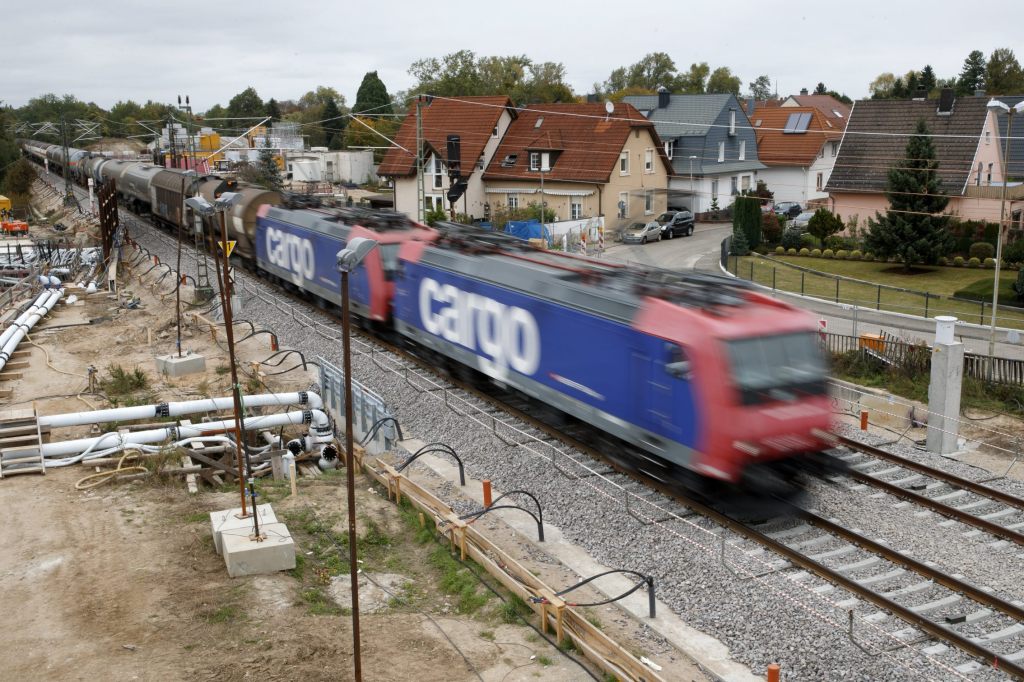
<box><xmin>318</xmin><ymin>356</ymin><xmax>399</xmax><ymax>454</ymax></box>
<box><xmin>725</xmin><ymin>251</ymin><xmax>1024</xmax><ymax>330</ymax></box>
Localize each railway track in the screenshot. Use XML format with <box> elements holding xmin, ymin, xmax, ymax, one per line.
<box><xmin>103</xmin><ymin>188</ymin><xmax>1024</xmax><ymax>678</ymax></box>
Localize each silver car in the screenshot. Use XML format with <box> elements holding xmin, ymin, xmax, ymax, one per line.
<box><xmin>792</xmin><ymin>211</ymin><xmax>816</xmax><ymax>229</ymax></box>
<box><xmin>621</xmin><ymin>221</ymin><xmax>662</xmax><ymax>244</ymax></box>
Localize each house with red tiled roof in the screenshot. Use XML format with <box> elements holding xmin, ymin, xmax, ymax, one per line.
<box><xmin>481</xmin><ymin>102</ymin><xmax>672</xmax><ymax>224</ymax></box>
<box><xmin>377</xmin><ymin>95</ymin><xmax>517</xmax><ymax>219</ymax></box>
<box><xmin>751</xmin><ymin>106</ymin><xmax>842</xmax><ymax>204</ymax></box>
<box><xmin>781</xmin><ymin>91</ymin><xmax>851</xmax><ymax>130</ymax></box>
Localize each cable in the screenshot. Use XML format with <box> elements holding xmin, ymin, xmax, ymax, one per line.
<box><xmin>74</xmin><ymin>450</ymin><xmax>148</xmax><ymax>489</ymax></box>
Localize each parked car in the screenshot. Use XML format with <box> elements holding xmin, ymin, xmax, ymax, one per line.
<box><xmin>655</xmin><ymin>210</ymin><xmax>695</xmax><ymax>239</ymax></box>
<box><xmin>792</xmin><ymin>211</ymin><xmax>816</xmax><ymax>229</ymax></box>
<box><xmin>622</xmin><ymin>221</ymin><xmax>662</xmax><ymax>244</ymax></box>
<box><xmin>774</xmin><ymin>202</ymin><xmax>803</xmax><ymax>219</ymax></box>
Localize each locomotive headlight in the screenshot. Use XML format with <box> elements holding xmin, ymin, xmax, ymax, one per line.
<box><xmin>732</xmin><ymin>440</ymin><xmax>762</xmax><ymax>457</ymax></box>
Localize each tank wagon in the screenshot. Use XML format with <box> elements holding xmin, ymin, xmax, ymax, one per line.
<box><xmin>393</xmin><ymin>225</ymin><xmax>835</xmax><ymax>493</ymax></box>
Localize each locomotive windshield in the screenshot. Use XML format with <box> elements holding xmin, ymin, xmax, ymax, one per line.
<box><xmin>379</xmin><ymin>244</ymin><xmax>401</xmax><ymax>281</ymax></box>
<box><xmin>726</xmin><ymin>332</ymin><xmax>827</xmax><ymax>405</ymax></box>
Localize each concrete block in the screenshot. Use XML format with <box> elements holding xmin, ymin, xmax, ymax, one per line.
<box><xmin>155</xmin><ymin>352</ymin><xmax>207</xmax><ymax>377</ymax></box>
<box><xmin>222</xmin><ymin>522</ymin><xmax>295</xmax><ymax>578</ymax></box>
<box><xmin>210</xmin><ymin>503</ymin><xmax>278</xmax><ymax>555</ymax></box>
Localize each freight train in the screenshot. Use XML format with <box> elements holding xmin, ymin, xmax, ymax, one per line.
<box><xmin>20</xmin><ymin>138</ymin><xmax>837</xmax><ymax>497</ymax></box>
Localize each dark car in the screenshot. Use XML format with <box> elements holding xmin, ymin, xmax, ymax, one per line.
<box><xmin>654</xmin><ymin>209</ymin><xmax>695</xmax><ymax>239</ymax></box>
<box><xmin>774</xmin><ymin>202</ymin><xmax>803</xmax><ymax>219</ymax></box>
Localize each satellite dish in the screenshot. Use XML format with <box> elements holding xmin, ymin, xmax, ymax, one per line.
<box><xmin>605</xmin><ymin>100</ymin><xmax>614</xmax><ymax>115</ymax></box>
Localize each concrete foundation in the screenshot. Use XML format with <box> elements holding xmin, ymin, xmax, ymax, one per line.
<box><xmin>155</xmin><ymin>352</ymin><xmax>207</xmax><ymax>377</ymax></box>
<box><xmin>926</xmin><ymin>341</ymin><xmax>964</xmax><ymax>455</ymax></box>
<box><xmin>222</xmin><ymin>522</ymin><xmax>295</xmax><ymax>578</ymax></box>
<box><xmin>210</xmin><ymin>503</ymin><xmax>278</xmax><ymax>555</ymax></box>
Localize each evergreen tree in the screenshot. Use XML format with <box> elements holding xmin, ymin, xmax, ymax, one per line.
<box><xmin>864</xmin><ymin>120</ymin><xmax>955</xmax><ymax>270</ymax></box>
<box><xmin>353</xmin><ymin>71</ymin><xmax>394</xmax><ymax>118</ymax></box>
<box><xmin>814</xmin><ymin>82</ymin><xmax>828</xmax><ymax>95</ymax></box>
<box><xmin>891</xmin><ymin>78</ymin><xmax>907</xmax><ymax>99</ymax></box>
<box><xmin>320</xmin><ymin>98</ymin><xmax>345</xmax><ymax>150</ymax></box>
<box><xmin>920</xmin><ymin>65</ymin><xmax>937</xmax><ymax>93</ymax></box>
<box><xmin>732</xmin><ymin>196</ymin><xmax>761</xmax><ymax>249</ymax></box>
<box><xmin>986</xmin><ymin>48</ymin><xmax>1024</xmax><ymax>95</ymax></box>
<box><xmin>906</xmin><ymin>72</ymin><xmax>920</xmax><ymax>96</ymax></box>
<box><xmin>957</xmin><ymin>50</ymin><xmax>987</xmax><ymax>95</ymax></box>
<box><xmin>0</xmin><ymin>104</ymin><xmax>20</xmax><ymax>189</ymax></box>
<box><xmin>257</xmin><ymin>137</ymin><xmax>283</xmax><ymax>191</ymax></box>
<box><xmin>265</xmin><ymin>98</ymin><xmax>281</xmax><ymax>121</ymax></box>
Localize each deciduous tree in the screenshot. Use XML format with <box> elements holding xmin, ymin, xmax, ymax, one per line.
<box><xmin>707</xmin><ymin>67</ymin><xmax>741</xmax><ymax>95</ymax></box>
<box><xmin>226</xmin><ymin>87</ymin><xmax>264</xmax><ymax>121</ymax></box>
<box><xmin>986</xmin><ymin>48</ymin><xmax>1024</xmax><ymax>95</ymax></box>
<box><xmin>748</xmin><ymin>75</ymin><xmax>772</xmax><ymax>100</ymax></box>
<box><xmin>864</xmin><ymin>120</ymin><xmax>955</xmax><ymax>269</ymax></box>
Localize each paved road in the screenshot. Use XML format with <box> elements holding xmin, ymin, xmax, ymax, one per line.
<box><xmin>602</xmin><ymin>223</ymin><xmax>1024</xmax><ymax>361</ymax></box>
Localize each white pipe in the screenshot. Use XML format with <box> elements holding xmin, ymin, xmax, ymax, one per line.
<box><xmin>41</xmin><ymin>409</ymin><xmax>329</xmax><ymax>458</ymax></box>
<box><xmin>0</xmin><ymin>291</ymin><xmax>51</xmax><ymax>350</ymax></box>
<box><xmin>0</xmin><ymin>289</ymin><xmax>62</xmax><ymax>373</ymax></box>
<box><xmin>39</xmin><ymin>391</ymin><xmax>324</xmax><ymax>429</ymax></box>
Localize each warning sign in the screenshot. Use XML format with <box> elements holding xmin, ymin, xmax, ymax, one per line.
<box><xmin>217</xmin><ymin>240</ymin><xmax>236</xmax><ymax>258</ymax></box>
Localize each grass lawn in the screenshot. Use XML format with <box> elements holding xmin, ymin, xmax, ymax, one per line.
<box><xmin>731</xmin><ymin>254</ymin><xmax>1024</xmax><ymax>328</ymax></box>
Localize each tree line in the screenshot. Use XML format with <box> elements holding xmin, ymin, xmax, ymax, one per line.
<box><xmin>868</xmin><ymin>48</ymin><xmax>1024</xmax><ymax>99</ymax></box>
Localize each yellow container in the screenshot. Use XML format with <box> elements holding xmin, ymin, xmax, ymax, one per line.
<box><xmin>0</xmin><ymin>195</ymin><xmax>11</xmax><ymax>213</ymax></box>
<box><xmin>858</xmin><ymin>333</ymin><xmax>885</xmax><ymax>353</ymax></box>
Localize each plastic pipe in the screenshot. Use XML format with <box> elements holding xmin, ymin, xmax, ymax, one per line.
<box><xmin>38</xmin><ymin>391</ymin><xmax>324</xmax><ymax>429</ymax></box>
<box><xmin>41</xmin><ymin>409</ymin><xmax>329</xmax><ymax>458</ymax></box>
<box><xmin>0</xmin><ymin>291</ymin><xmax>51</xmax><ymax>350</ymax></box>
<box><xmin>0</xmin><ymin>288</ymin><xmax>62</xmax><ymax>373</ymax></box>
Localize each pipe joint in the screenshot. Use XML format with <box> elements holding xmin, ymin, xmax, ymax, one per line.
<box><xmin>298</xmin><ymin>390</ymin><xmax>308</xmax><ymax>406</ymax></box>
<box><xmin>156</xmin><ymin>403</ymin><xmax>170</xmax><ymax>418</ymax></box>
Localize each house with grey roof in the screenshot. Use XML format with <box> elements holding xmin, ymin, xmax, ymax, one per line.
<box><xmin>826</xmin><ymin>93</ymin><xmax>1022</xmax><ymax>229</ymax></box>
<box><xmin>623</xmin><ymin>90</ymin><xmax>766</xmax><ymax>213</ymax></box>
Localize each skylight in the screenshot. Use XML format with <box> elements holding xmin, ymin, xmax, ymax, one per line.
<box><xmin>534</xmin><ymin>117</ymin><xmax>544</xmax><ymax>129</ymax></box>
<box><xmin>832</xmin><ymin>109</ymin><xmax>844</xmax><ymax>118</ymax></box>
<box><xmin>501</xmin><ymin>154</ymin><xmax>518</xmax><ymax>167</ymax></box>
<box><xmin>783</xmin><ymin>112</ymin><xmax>812</xmax><ymax>133</ymax></box>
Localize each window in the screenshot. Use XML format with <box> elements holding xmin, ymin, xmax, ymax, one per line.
<box><xmin>711</xmin><ymin>179</ymin><xmax>718</xmax><ymax>199</ymax></box>
<box><xmin>619</xmin><ymin>151</ymin><xmax>629</xmax><ymax>175</ymax></box>
<box><xmin>819</xmin><ymin>145</ymin><xmax>825</xmax><ymax>159</ymax></box>
<box><xmin>507</xmin><ymin>195</ymin><xmax>518</xmax><ymax>210</ymax></box>
<box><xmin>739</xmin><ymin>141</ymin><xmax>746</xmax><ymax>161</ymax></box>
<box><xmin>541</xmin><ymin>152</ymin><xmax>551</xmax><ymax>171</ymax></box>
<box><xmin>617</xmin><ymin>192</ymin><xmax>629</xmax><ymax>218</ymax></box>
<box><xmin>500</xmin><ymin>154</ymin><xmax>517</xmax><ymax>167</ymax></box>
<box><xmin>644</xmin><ymin>149</ymin><xmax>654</xmax><ymax>173</ymax></box>
<box><xmin>477</xmin><ymin>153</ymin><xmax>485</xmax><ymax>170</ymax></box>
<box><xmin>977</xmin><ymin>161</ymin><xmax>983</xmax><ymax>186</ymax></box>
<box><xmin>493</xmin><ymin>126</ymin><xmax>498</xmax><ymax>136</ymax></box>
<box><xmin>665</xmin><ymin>140</ymin><xmax>674</xmax><ymax>160</ymax></box>
<box><xmin>431</xmin><ymin>155</ymin><xmax>443</xmax><ymax>189</ymax></box>
<box><xmin>424</xmin><ymin>194</ymin><xmax>444</xmax><ymax>212</ymax></box>
<box><xmin>831</xmin><ymin>142</ymin><xmax>839</xmax><ymax>157</ymax></box>
<box><xmin>718</xmin><ymin>141</ymin><xmax>725</xmax><ymax>162</ymax></box>
<box><xmin>731</xmin><ymin>176</ymin><xmax>738</xmax><ymax>195</ymax></box>
<box><xmin>985</xmin><ymin>131</ymin><xmax>991</xmax><ymax>145</ymax></box>
<box><xmin>816</xmin><ymin>172</ymin><xmax>824</xmax><ymax>191</ymax></box>
<box><xmin>529</xmin><ymin>152</ymin><xmax>540</xmax><ymax>171</ymax></box>
<box><xmin>741</xmin><ymin>175</ymin><xmax>750</xmax><ymax>192</ymax></box>
<box><xmin>570</xmin><ymin>199</ymin><xmax>582</xmax><ymax>220</ymax></box>
<box><xmin>987</xmin><ymin>163</ymin><xmax>993</xmax><ymax>184</ymax></box>
<box><xmin>645</xmin><ymin>190</ymin><xmax>654</xmax><ymax>214</ymax></box>
<box><xmin>729</xmin><ymin>110</ymin><xmax>736</xmax><ymax>135</ymax></box>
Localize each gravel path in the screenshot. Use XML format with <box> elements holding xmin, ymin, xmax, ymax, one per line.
<box><xmin>126</xmin><ymin>219</ymin><xmax>1021</xmax><ymax>681</ymax></box>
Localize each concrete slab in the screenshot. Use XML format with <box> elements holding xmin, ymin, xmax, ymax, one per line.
<box><xmin>155</xmin><ymin>352</ymin><xmax>206</xmax><ymax>377</ymax></box>
<box><xmin>222</xmin><ymin>522</ymin><xmax>295</xmax><ymax>578</ymax></box>
<box><xmin>210</xmin><ymin>503</ymin><xmax>278</xmax><ymax>555</ymax></box>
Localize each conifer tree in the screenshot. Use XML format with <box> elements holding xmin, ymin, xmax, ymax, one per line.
<box><xmin>353</xmin><ymin>71</ymin><xmax>393</xmax><ymax>118</ymax></box>
<box><xmin>956</xmin><ymin>50</ymin><xmax>987</xmax><ymax>95</ymax></box>
<box><xmin>864</xmin><ymin>120</ymin><xmax>954</xmax><ymax>269</ymax></box>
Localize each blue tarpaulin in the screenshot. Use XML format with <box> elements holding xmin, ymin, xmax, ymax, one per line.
<box><xmin>503</xmin><ymin>220</ymin><xmax>551</xmax><ymax>243</ymax></box>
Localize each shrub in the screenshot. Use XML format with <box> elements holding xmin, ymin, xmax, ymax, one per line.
<box><xmin>825</xmin><ymin>235</ymin><xmax>857</xmax><ymax>251</ymax></box>
<box><xmin>729</xmin><ymin>228</ymin><xmax>750</xmax><ymax>256</ymax></box>
<box><xmin>863</xmin><ymin>253</ymin><xmax>875</xmax><ymax>262</ymax></box>
<box><xmin>808</xmin><ymin>208</ymin><xmax>844</xmax><ymax>244</ymax></box>
<box><xmin>937</xmin><ymin>256</ymin><xmax>947</xmax><ymax>266</ymax></box>
<box><xmin>799</xmin><ymin>247</ymin><xmax>810</xmax><ymax>256</ymax></box>
<box><xmin>775</xmin><ymin>246</ymin><xmax>785</xmax><ymax>255</ymax></box>
<box><xmin>780</xmin><ymin>227</ymin><xmax>803</xmax><ymax>250</ymax></box>
<box><xmin>968</xmin><ymin>257</ymin><xmax>980</xmax><ymax>268</ymax></box>
<box><xmin>983</xmin><ymin>257</ymin><xmax>996</xmax><ymax>268</ymax></box>
<box><xmin>822</xmin><ymin>248</ymin><xmax>835</xmax><ymax>258</ymax></box>
<box><xmin>953</xmin><ymin>256</ymin><xmax>965</xmax><ymax>267</ymax></box>
<box><xmin>1004</xmin><ymin>239</ymin><xmax>1024</xmax><ymax>266</ymax></box>
<box><xmin>850</xmin><ymin>250</ymin><xmax>862</xmax><ymax>260</ymax></box>
<box><xmin>787</xmin><ymin>248</ymin><xmax>797</xmax><ymax>255</ymax></box>
<box><xmin>835</xmin><ymin>249</ymin><xmax>848</xmax><ymax>260</ymax></box>
<box><xmin>1014</xmin><ymin>270</ymin><xmax>1024</xmax><ymax>304</ymax></box>
<box><xmin>969</xmin><ymin>241</ymin><xmax>996</xmax><ymax>260</ymax></box>
<box><xmin>800</xmin><ymin>233</ymin><xmax>818</xmax><ymax>249</ymax></box>
<box><xmin>732</xmin><ymin>196</ymin><xmax>762</xmax><ymax>249</ymax></box>
<box><xmin>811</xmin><ymin>248</ymin><xmax>822</xmax><ymax>257</ymax></box>
<box><xmin>761</xmin><ymin>212</ymin><xmax>783</xmax><ymax>245</ymax></box>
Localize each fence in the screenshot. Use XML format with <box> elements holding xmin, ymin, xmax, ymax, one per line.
<box><xmin>822</xmin><ymin>330</ymin><xmax>1024</xmax><ymax>387</ymax></box>
<box><xmin>318</xmin><ymin>356</ymin><xmax>399</xmax><ymax>454</ymax></box>
<box><xmin>724</xmin><ymin>248</ymin><xmax>1024</xmax><ymax>331</ymax></box>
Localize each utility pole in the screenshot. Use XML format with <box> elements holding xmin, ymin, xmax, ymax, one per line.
<box><xmin>415</xmin><ymin>96</ymin><xmax>426</xmax><ymax>223</ymax></box>
<box><xmin>59</xmin><ymin>114</ymin><xmax>75</xmax><ymax>206</ymax></box>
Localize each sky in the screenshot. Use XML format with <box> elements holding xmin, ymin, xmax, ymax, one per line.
<box><xmin>7</xmin><ymin>0</ymin><xmax>1023</xmax><ymax>112</ymax></box>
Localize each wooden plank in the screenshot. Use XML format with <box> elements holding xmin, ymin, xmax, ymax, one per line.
<box><xmin>0</xmin><ymin>372</ymin><xmax>23</xmax><ymax>382</ymax></box>
<box><xmin>0</xmin><ymin>408</ymin><xmax>35</xmax><ymax>421</ymax></box>
<box><xmin>179</xmin><ymin>420</ymin><xmax>199</xmax><ymax>494</ymax></box>
<box><xmin>2</xmin><ymin>361</ymin><xmax>30</xmax><ymax>371</ymax></box>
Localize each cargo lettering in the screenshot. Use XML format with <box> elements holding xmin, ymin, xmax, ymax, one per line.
<box><xmin>419</xmin><ymin>278</ymin><xmax>540</xmax><ymax>376</ymax></box>
<box><xmin>265</xmin><ymin>227</ymin><xmax>315</xmax><ymax>280</ymax></box>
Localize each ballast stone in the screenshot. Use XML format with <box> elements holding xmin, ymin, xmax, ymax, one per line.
<box><xmin>222</xmin><ymin>522</ymin><xmax>295</xmax><ymax>578</ymax></box>
<box><xmin>155</xmin><ymin>352</ymin><xmax>207</xmax><ymax>377</ymax></box>
<box><xmin>210</xmin><ymin>503</ymin><xmax>278</xmax><ymax>555</ymax></box>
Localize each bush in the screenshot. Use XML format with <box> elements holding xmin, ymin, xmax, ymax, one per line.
<box><xmin>970</xmin><ymin>242</ymin><xmax>996</xmax><ymax>260</ymax></box>
<box><xmin>780</xmin><ymin>227</ymin><xmax>804</xmax><ymax>250</ymax></box>
<box><xmin>825</xmin><ymin>235</ymin><xmax>858</xmax><ymax>251</ymax></box>
<box><xmin>775</xmin><ymin>246</ymin><xmax>785</xmax><ymax>255</ymax></box>
<box><xmin>732</xmin><ymin>196</ymin><xmax>762</xmax><ymax>249</ymax></box>
<box><xmin>850</xmin><ymin>250</ymin><xmax>862</xmax><ymax>260</ymax></box>
<box><xmin>937</xmin><ymin>256</ymin><xmax>947</xmax><ymax>265</ymax></box>
<box><xmin>800</xmin><ymin>233</ymin><xmax>818</xmax><ymax>249</ymax></box>
<box><xmin>807</xmin><ymin>208</ymin><xmax>844</xmax><ymax>244</ymax></box>
<box><xmin>799</xmin><ymin>247</ymin><xmax>810</xmax><ymax>256</ymax></box>
<box><xmin>729</xmin><ymin>228</ymin><xmax>750</xmax><ymax>256</ymax></box>
<box><xmin>811</xmin><ymin>248</ymin><xmax>822</xmax><ymax>257</ymax></box>
<box><xmin>968</xmin><ymin>257</ymin><xmax>980</xmax><ymax>268</ymax></box>
<box><xmin>835</xmin><ymin>249</ymin><xmax>848</xmax><ymax>260</ymax></box>
<box><xmin>787</xmin><ymin>248</ymin><xmax>797</xmax><ymax>255</ymax></box>
<box><xmin>761</xmin><ymin>212</ymin><xmax>783</xmax><ymax>245</ymax></box>
<box><xmin>984</xmin><ymin>257</ymin><xmax>996</xmax><ymax>268</ymax></box>
<box><xmin>863</xmin><ymin>253</ymin><xmax>875</xmax><ymax>262</ymax></box>
<box><xmin>822</xmin><ymin>248</ymin><xmax>835</xmax><ymax>258</ymax></box>
<box><xmin>953</xmin><ymin>256</ymin><xmax>965</xmax><ymax>267</ymax></box>
<box><xmin>1014</xmin><ymin>270</ymin><xmax>1024</xmax><ymax>303</ymax></box>
<box><xmin>1004</xmin><ymin>239</ymin><xmax>1024</xmax><ymax>266</ymax></box>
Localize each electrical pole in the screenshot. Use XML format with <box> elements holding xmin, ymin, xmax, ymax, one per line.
<box><xmin>60</xmin><ymin>114</ymin><xmax>74</xmax><ymax>206</ymax></box>
<box><xmin>415</xmin><ymin>96</ymin><xmax>425</xmax><ymax>223</ymax></box>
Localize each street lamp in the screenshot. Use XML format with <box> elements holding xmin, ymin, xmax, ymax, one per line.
<box><xmin>185</xmin><ymin>193</ymin><xmax>254</xmax><ymax>529</ymax></box>
<box><xmin>336</xmin><ymin>236</ymin><xmax>378</xmax><ymax>682</ymax></box>
<box><xmin>985</xmin><ymin>98</ymin><xmax>1024</xmax><ymax>365</ymax></box>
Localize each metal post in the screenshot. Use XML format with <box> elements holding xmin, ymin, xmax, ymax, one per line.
<box><xmin>215</xmin><ymin>211</ymin><xmax>250</xmax><ymax>519</ymax></box>
<box><xmin>415</xmin><ymin>97</ymin><xmax>425</xmax><ymax>224</ymax></box>
<box><xmin>772</xmin><ymin>267</ymin><xmax>776</xmax><ymax>291</ymax></box>
<box><xmin>924</xmin><ymin>293</ymin><xmax>929</xmax><ymax>318</ymax></box>
<box><xmin>341</xmin><ymin>268</ymin><xmax>363</xmax><ymax>681</ymax></box>
<box><xmin>835</xmin><ymin>277</ymin><xmax>840</xmax><ymax>303</ymax></box>
<box><xmin>176</xmin><ymin>175</ymin><xmax>185</xmax><ymax>358</ymax></box>
<box><xmin>801</xmin><ymin>271</ymin><xmax>805</xmax><ymax>296</ymax></box>
<box><xmin>876</xmin><ymin>285</ymin><xmax>881</xmax><ymax>310</ymax></box>
<box><xmin>749</xmin><ymin>261</ymin><xmax>754</xmax><ymax>281</ymax></box>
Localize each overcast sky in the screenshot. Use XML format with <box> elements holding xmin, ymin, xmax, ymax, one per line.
<box><xmin>8</xmin><ymin>0</ymin><xmax>1022</xmax><ymax>112</ymax></box>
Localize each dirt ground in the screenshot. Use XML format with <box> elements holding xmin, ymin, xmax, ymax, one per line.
<box><xmin>0</xmin><ymin>189</ymin><xmax>705</xmax><ymax>682</ymax></box>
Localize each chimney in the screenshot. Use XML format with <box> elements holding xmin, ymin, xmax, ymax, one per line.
<box><xmin>800</xmin><ymin>88</ymin><xmax>809</xmax><ymax>96</ymax></box>
<box><xmin>937</xmin><ymin>88</ymin><xmax>955</xmax><ymax>115</ymax></box>
<box><xmin>657</xmin><ymin>85</ymin><xmax>670</xmax><ymax>109</ymax></box>
<box><xmin>747</xmin><ymin>98</ymin><xmax>756</xmax><ymax>115</ymax></box>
